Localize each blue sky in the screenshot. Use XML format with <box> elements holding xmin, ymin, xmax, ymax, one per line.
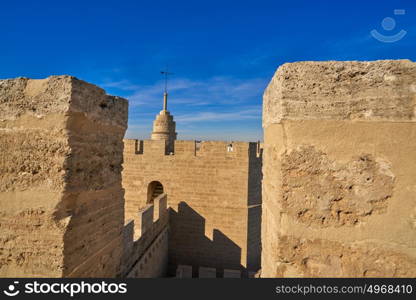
<box><xmin>1</xmin><ymin>0</ymin><xmax>415</xmax><ymax>141</ymax></box>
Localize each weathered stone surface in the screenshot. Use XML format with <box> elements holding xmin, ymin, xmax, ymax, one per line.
<box><xmin>282</xmin><ymin>146</ymin><xmax>394</xmax><ymax>227</ymax></box>
<box><xmin>0</xmin><ymin>208</ymin><xmax>68</xmax><ymax>276</ymax></box>
<box><xmin>0</xmin><ymin>77</ymin><xmax>72</xmax><ymax>120</ymax></box>
<box><xmin>263</xmin><ymin>60</ymin><xmax>416</xmax><ymax>127</ymax></box>
<box><xmin>0</xmin><ymin>129</ymin><xmax>69</xmax><ymax>193</ymax></box>
<box><xmin>0</xmin><ymin>76</ymin><xmax>128</xmax><ymax>277</ymax></box>
<box><xmin>411</xmin><ymin>208</ymin><xmax>416</xmax><ymax>229</ymax></box>
<box><xmin>275</xmin><ymin>236</ymin><xmax>416</xmax><ymax>277</ymax></box>
<box><xmin>0</xmin><ymin>76</ymin><xmax>126</xmax><ymax>126</ymax></box>
<box><xmin>261</xmin><ymin>60</ymin><xmax>416</xmax><ymax>278</ymax></box>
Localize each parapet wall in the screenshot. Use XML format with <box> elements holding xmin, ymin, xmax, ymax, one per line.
<box><xmin>0</xmin><ymin>76</ymin><xmax>128</xmax><ymax>277</ymax></box>
<box><xmin>124</xmin><ymin>139</ymin><xmax>262</xmax><ymax>158</ymax></box>
<box><xmin>175</xmin><ymin>265</ymin><xmax>249</xmax><ymax>278</ymax></box>
<box><xmin>120</xmin><ymin>193</ymin><xmax>169</xmax><ymax>278</ymax></box>
<box><xmin>261</xmin><ymin>60</ymin><xmax>416</xmax><ymax>277</ymax></box>
<box><xmin>122</xmin><ymin>139</ymin><xmax>262</xmax><ymax>276</ymax></box>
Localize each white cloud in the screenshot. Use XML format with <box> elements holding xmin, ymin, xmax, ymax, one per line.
<box><xmin>175</xmin><ymin>107</ymin><xmax>261</xmax><ymax>123</ymax></box>
<box><xmin>100</xmin><ymin>79</ymin><xmax>141</xmax><ymax>91</ymax></box>
<box><xmin>109</xmin><ymin>75</ymin><xmax>266</xmax><ymax>141</ymax></box>
<box><xmin>105</xmin><ymin>76</ymin><xmax>267</xmax><ymax>107</ymax></box>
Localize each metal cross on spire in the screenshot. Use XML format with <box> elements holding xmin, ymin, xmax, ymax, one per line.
<box><xmin>160</xmin><ymin>68</ymin><xmax>174</xmax><ymax>94</ymax></box>
<box><xmin>160</xmin><ymin>67</ymin><xmax>173</xmax><ymax>111</ymax></box>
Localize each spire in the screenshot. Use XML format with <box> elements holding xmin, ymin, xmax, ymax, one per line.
<box><xmin>160</xmin><ymin>68</ymin><xmax>173</xmax><ymax>112</ymax></box>
<box><xmin>152</xmin><ymin>67</ymin><xmax>177</xmax><ymax>153</ymax></box>
<box><xmin>163</xmin><ymin>92</ymin><xmax>168</xmax><ymax>111</ymax></box>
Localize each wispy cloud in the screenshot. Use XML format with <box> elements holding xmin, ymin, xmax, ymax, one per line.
<box><xmin>103</xmin><ymin>76</ymin><xmax>268</xmax><ymax>107</ymax></box>
<box><xmin>107</xmin><ymin>75</ymin><xmax>266</xmax><ymax>141</ymax></box>
<box><xmin>175</xmin><ymin>107</ymin><xmax>261</xmax><ymax>123</ymax></box>
<box><xmin>100</xmin><ymin>79</ymin><xmax>141</xmax><ymax>91</ymax></box>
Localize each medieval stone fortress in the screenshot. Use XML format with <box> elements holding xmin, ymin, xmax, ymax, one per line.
<box><xmin>0</xmin><ymin>59</ymin><xmax>415</xmax><ymax>278</ymax></box>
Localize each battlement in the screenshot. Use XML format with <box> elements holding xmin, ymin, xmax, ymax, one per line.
<box><xmin>134</xmin><ymin>193</ymin><xmax>168</xmax><ymax>239</ymax></box>
<box><xmin>175</xmin><ymin>265</ymin><xmax>257</xmax><ymax>278</ymax></box>
<box><xmin>120</xmin><ymin>193</ymin><xmax>169</xmax><ymax>277</ymax></box>
<box><xmin>124</xmin><ymin>139</ymin><xmax>262</xmax><ymax>158</ymax></box>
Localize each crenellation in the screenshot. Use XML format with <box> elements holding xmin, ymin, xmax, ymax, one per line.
<box><xmin>153</xmin><ymin>193</ymin><xmax>168</xmax><ymax>221</ymax></box>
<box><xmin>120</xmin><ymin>193</ymin><xmax>169</xmax><ymax>278</ymax></box>
<box><xmin>124</xmin><ymin>139</ymin><xmax>139</xmax><ymax>154</ymax></box>
<box><xmin>126</xmin><ymin>193</ymin><xmax>169</xmax><ymax>240</ymax></box>
<box><xmin>174</xmin><ymin>140</ymin><xmax>197</xmax><ymax>156</ymax></box>
<box><xmin>143</xmin><ymin>140</ymin><xmax>167</xmax><ymax>156</ymax></box>
<box><xmin>136</xmin><ymin>204</ymin><xmax>154</xmax><ymax>239</ymax></box>
<box><xmin>124</xmin><ymin>139</ymin><xmax>261</xmax><ymax>159</ymax></box>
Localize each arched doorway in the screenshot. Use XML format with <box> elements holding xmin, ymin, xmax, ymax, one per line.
<box><xmin>147</xmin><ymin>181</ymin><xmax>164</xmax><ymax>204</ymax></box>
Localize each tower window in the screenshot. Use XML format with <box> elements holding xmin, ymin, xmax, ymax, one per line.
<box><xmin>147</xmin><ymin>181</ymin><xmax>164</xmax><ymax>203</ymax></box>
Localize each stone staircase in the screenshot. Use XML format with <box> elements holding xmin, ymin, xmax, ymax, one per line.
<box><xmin>151</xmin><ymin>183</ymin><xmax>164</xmax><ymax>200</ymax></box>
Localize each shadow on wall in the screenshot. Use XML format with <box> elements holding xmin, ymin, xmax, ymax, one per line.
<box><xmin>147</xmin><ymin>181</ymin><xmax>164</xmax><ymax>204</ymax></box>
<box><xmin>168</xmin><ymin>202</ymin><xmax>244</xmax><ymax>277</ymax></box>
<box><xmin>58</xmin><ymin>186</ymin><xmax>125</xmax><ymax>277</ymax></box>
<box><xmin>247</xmin><ymin>145</ymin><xmax>262</xmax><ymax>271</ymax></box>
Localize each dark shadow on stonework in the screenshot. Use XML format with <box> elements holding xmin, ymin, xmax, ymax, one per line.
<box><xmin>247</xmin><ymin>143</ymin><xmax>262</xmax><ymax>271</ymax></box>
<box><xmin>147</xmin><ymin>181</ymin><xmax>164</xmax><ymax>204</ymax></box>
<box><xmin>168</xmin><ymin>202</ymin><xmax>244</xmax><ymax>277</ymax></box>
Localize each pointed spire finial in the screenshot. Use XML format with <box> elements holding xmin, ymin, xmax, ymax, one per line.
<box><xmin>163</xmin><ymin>92</ymin><xmax>168</xmax><ymax>111</ymax></box>
<box><xmin>160</xmin><ymin>67</ymin><xmax>173</xmax><ymax>111</ymax></box>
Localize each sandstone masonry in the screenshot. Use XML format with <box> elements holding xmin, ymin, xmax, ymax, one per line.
<box><xmin>1</xmin><ymin>59</ymin><xmax>415</xmax><ymax>279</ymax></box>
<box><xmin>261</xmin><ymin>60</ymin><xmax>416</xmax><ymax>277</ymax></box>
<box><xmin>122</xmin><ymin>139</ymin><xmax>262</xmax><ymax>276</ymax></box>
<box><xmin>0</xmin><ymin>76</ymin><xmax>128</xmax><ymax>277</ymax></box>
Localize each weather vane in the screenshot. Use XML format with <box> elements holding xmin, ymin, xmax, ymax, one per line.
<box><xmin>160</xmin><ymin>67</ymin><xmax>173</xmax><ymax>111</ymax></box>
<box><xmin>160</xmin><ymin>67</ymin><xmax>174</xmax><ymax>94</ymax></box>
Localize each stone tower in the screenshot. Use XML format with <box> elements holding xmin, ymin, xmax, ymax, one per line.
<box><xmin>151</xmin><ymin>92</ymin><xmax>177</xmax><ymax>153</ymax></box>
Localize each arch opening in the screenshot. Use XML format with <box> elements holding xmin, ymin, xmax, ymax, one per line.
<box><xmin>147</xmin><ymin>181</ymin><xmax>164</xmax><ymax>204</ymax></box>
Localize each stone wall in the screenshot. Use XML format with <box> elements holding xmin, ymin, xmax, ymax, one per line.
<box><xmin>120</xmin><ymin>193</ymin><xmax>169</xmax><ymax>278</ymax></box>
<box><xmin>122</xmin><ymin>139</ymin><xmax>262</xmax><ymax>276</ymax></box>
<box><xmin>125</xmin><ymin>227</ymin><xmax>169</xmax><ymax>278</ymax></box>
<box><xmin>261</xmin><ymin>60</ymin><xmax>416</xmax><ymax>277</ymax></box>
<box><xmin>0</xmin><ymin>76</ymin><xmax>128</xmax><ymax>277</ymax></box>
